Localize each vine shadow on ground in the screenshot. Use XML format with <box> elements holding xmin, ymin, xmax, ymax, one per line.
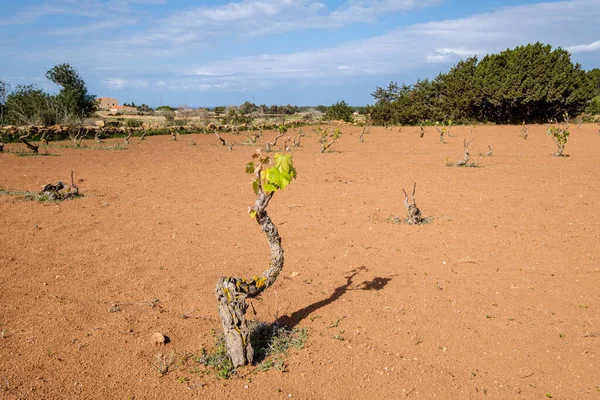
<box><xmin>279</xmin><ymin>266</ymin><xmax>395</xmax><ymax>328</ymax></box>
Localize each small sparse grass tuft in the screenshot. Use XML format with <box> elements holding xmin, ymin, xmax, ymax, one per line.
<box><xmin>389</xmin><ymin>215</ymin><xmax>432</xmax><ymax>225</ymax></box>
<box><xmin>388</xmin><ymin>215</ymin><xmax>402</xmax><ymax>224</ymax></box>
<box><xmin>152</xmin><ymin>351</ymin><xmax>175</xmax><ymax>376</ymax></box>
<box><xmin>0</xmin><ymin>188</ymin><xmax>37</xmax><ymax>198</ymax></box>
<box><xmin>446</xmin><ymin>161</ymin><xmax>481</xmax><ymax>168</ymax></box>
<box><xmin>199</xmin><ymin>322</ymin><xmax>307</xmax><ymax>378</ymax></box>
<box><xmin>198</xmin><ymin>334</ymin><xmax>234</xmax><ymax>379</ymax></box>
<box><xmin>94</xmin><ymin>143</ymin><xmax>127</xmax><ymax>151</ymax></box>
<box><xmin>250</xmin><ymin>322</ymin><xmax>307</xmax><ymax>369</ymax></box>
<box><xmin>11</xmin><ymin>150</ymin><xmax>56</xmax><ymax>157</ymax></box>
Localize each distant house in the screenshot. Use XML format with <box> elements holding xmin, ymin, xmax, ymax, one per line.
<box><xmin>96</xmin><ymin>97</ymin><xmax>119</xmax><ymax>110</ymax></box>
<box><xmin>108</xmin><ymin>105</ymin><xmax>137</xmax><ymax>114</ymax></box>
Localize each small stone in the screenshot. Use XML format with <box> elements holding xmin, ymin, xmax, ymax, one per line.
<box><xmin>151</xmin><ymin>332</ymin><xmax>166</xmax><ymax>346</ymax></box>
<box><xmin>290</xmin><ymin>271</ymin><xmax>300</xmax><ymax>278</ymax></box>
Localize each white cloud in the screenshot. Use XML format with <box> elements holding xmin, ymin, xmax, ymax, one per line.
<box><xmin>129</xmin><ymin>0</ymin><xmax>441</xmax><ymax>48</ymax></box>
<box><xmin>4</xmin><ymin>0</ymin><xmax>600</xmax><ymax>99</ymax></box>
<box><xmin>173</xmin><ymin>0</ymin><xmax>600</xmax><ymax>90</ymax></box>
<box><xmin>567</xmin><ymin>40</ymin><xmax>600</xmax><ymax>53</ymax></box>
<box><xmin>426</xmin><ymin>48</ymin><xmax>482</xmax><ymax>64</ymax></box>
<box><xmin>46</xmin><ymin>18</ymin><xmax>137</xmax><ymax>36</ymax></box>
<box><xmin>0</xmin><ymin>0</ymin><xmax>164</xmax><ymax>27</ymax></box>
<box><xmin>103</xmin><ymin>78</ymin><xmax>128</xmax><ymax>90</ymax></box>
<box><xmin>102</xmin><ymin>78</ymin><xmax>149</xmax><ymax>90</ymax></box>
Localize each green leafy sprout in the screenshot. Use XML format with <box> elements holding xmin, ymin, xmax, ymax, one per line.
<box><xmin>277</xmin><ymin>124</ymin><xmax>288</xmax><ymax>135</ymax></box>
<box><xmin>245</xmin><ymin>151</ymin><xmax>297</xmax><ymax>217</ymax></box>
<box><xmin>547</xmin><ymin>126</ymin><xmax>570</xmax><ymax>146</ymax></box>
<box><xmin>547</xmin><ymin>124</ymin><xmax>570</xmax><ymax>156</ymax></box>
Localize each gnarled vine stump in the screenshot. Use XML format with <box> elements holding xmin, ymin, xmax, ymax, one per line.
<box><xmin>402</xmin><ymin>183</ymin><xmax>426</xmax><ymax>225</ymax></box>
<box><xmin>215</xmin><ymin>188</ymin><xmax>284</xmax><ymax>367</ymax></box>
<box><xmin>455</xmin><ymin>138</ymin><xmax>474</xmax><ymax>166</ymax></box>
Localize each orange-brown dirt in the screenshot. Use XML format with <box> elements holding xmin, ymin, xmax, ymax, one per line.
<box><xmin>0</xmin><ymin>125</ymin><xmax>599</xmax><ymax>399</ymax></box>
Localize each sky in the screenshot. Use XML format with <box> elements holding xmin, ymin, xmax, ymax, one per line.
<box><xmin>1</xmin><ymin>0</ymin><xmax>599</xmax><ymax>107</ymax></box>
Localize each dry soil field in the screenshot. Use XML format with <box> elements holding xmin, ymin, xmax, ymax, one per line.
<box><xmin>0</xmin><ymin>124</ymin><xmax>599</xmax><ymax>399</ymax></box>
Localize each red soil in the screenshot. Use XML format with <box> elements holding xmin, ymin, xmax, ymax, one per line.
<box><xmin>0</xmin><ymin>124</ymin><xmax>599</xmax><ymax>399</ymax></box>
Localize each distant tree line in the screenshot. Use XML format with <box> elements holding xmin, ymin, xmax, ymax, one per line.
<box><xmin>367</xmin><ymin>43</ymin><xmax>597</xmax><ymax>125</ymax></box>
<box><xmin>209</xmin><ymin>102</ymin><xmax>365</xmax><ymax>119</ymax></box>
<box><xmin>0</xmin><ymin>64</ymin><xmax>97</xmax><ymax>126</ymax></box>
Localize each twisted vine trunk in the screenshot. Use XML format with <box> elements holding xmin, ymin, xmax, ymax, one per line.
<box><xmin>403</xmin><ymin>183</ymin><xmax>425</xmax><ymax>225</ymax></box>
<box><xmin>405</xmin><ymin>200</ymin><xmax>423</xmax><ymax>225</ymax></box>
<box><xmin>20</xmin><ymin>133</ymin><xmax>39</xmax><ymax>154</ymax></box>
<box><xmin>554</xmin><ymin>141</ymin><xmax>565</xmax><ymax>156</ymax></box>
<box><xmin>215</xmin><ymin>192</ymin><xmax>283</xmax><ymax>368</ymax></box>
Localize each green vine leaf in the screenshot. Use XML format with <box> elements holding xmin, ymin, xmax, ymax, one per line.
<box><xmin>274</xmin><ymin>153</ymin><xmax>296</xmax><ymax>179</ymax></box>
<box><xmin>266</xmin><ymin>167</ymin><xmax>289</xmax><ymax>191</ymax></box>
<box><xmin>247</xmin><ymin>152</ymin><xmax>296</xmax><ymax>197</ymax></box>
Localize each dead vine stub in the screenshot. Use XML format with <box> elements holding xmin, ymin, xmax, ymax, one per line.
<box><xmin>455</xmin><ymin>138</ymin><xmax>474</xmax><ymax>166</ymax></box>
<box><xmin>39</xmin><ymin>171</ymin><xmax>80</xmax><ymax>201</ymax></box>
<box><xmin>402</xmin><ymin>183</ymin><xmax>426</xmax><ymax>225</ymax></box>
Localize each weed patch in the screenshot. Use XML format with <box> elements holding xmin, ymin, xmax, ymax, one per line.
<box><xmin>199</xmin><ymin>322</ymin><xmax>307</xmax><ymax>378</ymax></box>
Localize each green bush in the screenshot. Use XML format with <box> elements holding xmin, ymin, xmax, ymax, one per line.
<box><xmin>368</xmin><ymin>43</ymin><xmax>594</xmax><ymax>125</ymax></box>
<box><xmin>36</xmin><ymin>108</ymin><xmax>59</xmax><ymax>126</ymax></box>
<box><xmin>125</xmin><ymin>119</ymin><xmax>143</xmax><ymax>128</ymax></box>
<box><xmin>164</xmin><ymin>119</ymin><xmax>189</xmax><ymax>127</ymax></box>
<box><xmin>325</xmin><ymin>100</ymin><xmax>354</xmax><ymax>123</ymax></box>
<box><xmin>547</xmin><ymin>125</ymin><xmax>570</xmax><ymax>156</ymax></box>
<box><xmin>585</xmin><ymin>96</ymin><xmax>600</xmax><ymax>115</ymax></box>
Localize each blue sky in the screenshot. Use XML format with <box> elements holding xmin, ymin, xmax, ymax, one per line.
<box><xmin>1</xmin><ymin>0</ymin><xmax>599</xmax><ymax>107</ymax></box>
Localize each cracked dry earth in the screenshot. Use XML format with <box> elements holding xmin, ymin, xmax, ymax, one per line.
<box><xmin>0</xmin><ymin>124</ymin><xmax>599</xmax><ymax>399</ymax></box>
